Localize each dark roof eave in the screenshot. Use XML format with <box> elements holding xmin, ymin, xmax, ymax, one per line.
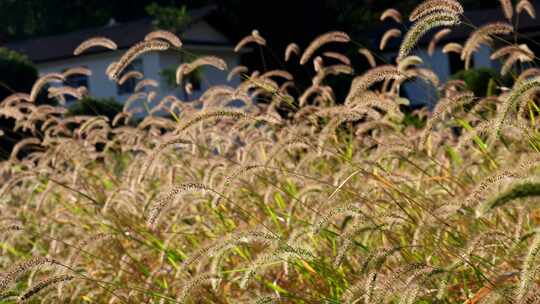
<box><xmin>1</xmin><ymin>5</ymin><xmax>233</xmax><ymax>63</ymax></box>
<box><xmin>31</xmin><ymin>40</ymin><xmax>235</xmax><ymax>64</ymax></box>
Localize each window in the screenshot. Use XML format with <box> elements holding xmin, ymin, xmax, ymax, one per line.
<box><xmin>180</xmin><ymin>53</ymin><xmax>205</xmax><ymax>94</ymax></box>
<box><xmin>117</xmin><ymin>59</ymin><xmax>143</xmax><ymax>95</ymax></box>
<box><xmin>448</xmin><ymin>52</ymin><xmax>469</xmax><ymax>75</ymax></box>
<box><xmin>185</xmin><ymin>72</ymin><xmax>202</xmax><ymax>92</ymax></box>
<box><xmin>63</xmin><ymin>68</ymin><xmax>89</xmax><ymax>103</ymax></box>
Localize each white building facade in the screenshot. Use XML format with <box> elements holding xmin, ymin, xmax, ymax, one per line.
<box><xmin>4</xmin><ymin>6</ymin><xmax>242</xmax><ymax>105</ymax></box>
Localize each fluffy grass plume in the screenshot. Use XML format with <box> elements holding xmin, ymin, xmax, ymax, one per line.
<box><xmin>517</xmin><ymin>0</ymin><xmax>536</xmax><ymax>19</ymax></box>
<box><xmin>409</xmin><ymin>0</ymin><xmax>464</xmax><ymax>22</ymax></box>
<box><xmin>299</xmin><ymin>31</ymin><xmax>350</xmax><ymax>65</ymax></box>
<box><xmin>144</xmin><ymin>30</ymin><xmax>183</xmax><ymax>48</ymax></box>
<box><xmin>398</xmin><ymin>12</ymin><xmax>460</xmax><ymax>61</ymax></box>
<box><xmin>380</xmin><ymin>8</ymin><xmax>402</xmax><ymax>23</ymax></box>
<box><xmin>73</xmin><ymin>37</ymin><xmax>117</xmax><ymax>56</ymax></box>
<box><xmin>108</xmin><ymin>40</ymin><xmax>170</xmax><ymax>80</ymax></box>
<box><xmin>380</xmin><ymin>29</ymin><xmax>402</xmax><ymax>51</ymax></box>
<box><xmin>3</xmin><ymin>2</ymin><xmax>540</xmax><ymax>303</ymax></box>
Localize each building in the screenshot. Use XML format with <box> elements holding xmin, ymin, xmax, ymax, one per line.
<box><xmin>361</xmin><ymin>3</ymin><xmax>540</xmax><ymax>107</ymax></box>
<box><xmin>1</xmin><ymin>6</ymin><xmax>241</xmax><ymax>105</ymax></box>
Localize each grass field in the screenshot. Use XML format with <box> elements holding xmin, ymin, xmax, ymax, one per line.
<box><xmin>2</xmin><ymin>0</ymin><xmax>540</xmax><ymax>303</ymax></box>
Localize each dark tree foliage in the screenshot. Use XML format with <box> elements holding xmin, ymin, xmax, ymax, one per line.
<box><xmin>0</xmin><ymin>48</ymin><xmax>39</xmax><ymax>159</ymax></box>
<box><xmin>0</xmin><ymin>47</ymin><xmax>37</xmax><ymax>99</ymax></box>
<box><xmin>0</xmin><ymin>0</ymin><xmax>503</xmax><ymax>157</ymax></box>
<box><xmin>0</xmin><ymin>0</ymin><xmax>204</xmax><ymax>42</ymax></box>
<box><xmin>0</xmin><ymin>0</ymin><xmax>497</xmax><ymax>42</ymax></box>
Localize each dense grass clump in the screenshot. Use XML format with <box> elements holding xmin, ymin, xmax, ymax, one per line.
<box><xmin>2</xmin><ymin>0</ymin><xmax>540</xmax><ymax>302</ymax></box>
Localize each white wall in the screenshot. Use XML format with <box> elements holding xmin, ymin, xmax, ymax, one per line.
<box><xmin>36</xmin><ymin>46</ymin><xmax>241</xmax><ymax>107</ymax></box>
<box><xmin>400</xmin><ymin>46</ymin><xmax>450</xmax><ymax>107</ymax></box>
<box><xmin>37</xmin><ymin>51</ymin><xmax>125</xmax><ymax>101</ymax></box>
<box><xmin>473</xmin><ymin>45</ymin><xmax>497</xmax><ymax>69</ymax></box>
<box><xmin>158</xmin><ymin>47</ymin><xmax>242</xmax><ymax>101</ymax></box>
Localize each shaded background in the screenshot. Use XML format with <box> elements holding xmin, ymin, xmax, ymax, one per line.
<box><xmin>0</xmin><ymin>0</ymin><xmax>510</xmax><ymax>159</ymax></box>
<box><xmin>0</xmin><ymin>0</ymin><xmax>503</xmax><ymax>94</ymax></box>
<box><xmin>0</xmin><ymin>0</ymin><xmax>498</xmax><ymax>48</ymax></box>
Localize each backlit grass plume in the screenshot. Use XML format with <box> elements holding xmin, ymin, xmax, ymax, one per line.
<box><xmin>462</xmin><ymin>22</ymin><xmax>514</xmax><ymax>69</ymax></box>
<box><xmin>517</xmin><ymin>0</ymin><xmax>536</xmax><ymax>19</ymax></box>
<box><xmin>398</xmin><ymin>12</ymin><xmax>460</xmax><ymax>61</ymax></box>
<box><xmin>109</xmin><ymin>40</ymin><xmax>170</xmax><ymax>80</ymax></box>
<box><xmin>2</xmin><ymin>2</ymin><xmax>540</xmax><ymax>302</ymax></box>
<box><xmin>299</xmin><ymin>31</ymin><xmax>350</xmax><ymax>65</ymax></box>
<box><xmin>380</xmin><ymin>29</ymin><xmax>402</xmax><ymax>51</ymax></box>
<box><xmin>409</xmin><ymin>0</ymin><xmax>464</xmax><ymax>22</ymax></box>
<box><xmin>73</xmin><ymin>37</ymin><xmax>117</xmax><ymax>56</ymax></box>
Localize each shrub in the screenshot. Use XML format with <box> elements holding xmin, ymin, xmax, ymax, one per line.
<box><xmin>145</xmin><ymin>3</ymin><xmax>191</xmax><ymax>32</ymax></box>
<box><xmin>451</xmin><ymin>67</ymin><xmax>512</xmax><ymax>97</ymax></box>
<box><xmin>0</xmin><ymin>47</ymin><xmax>37</xmax><ymax>100</ymax></box>
<box><xmin>67</xmin><ymin>96</ymin><xmax>123</xmax><ymax>121</ymax></box>
<box><xmin>0</xmin><ymin>48</ymin><xmax>39</xmax><ymax>159</ymax></box>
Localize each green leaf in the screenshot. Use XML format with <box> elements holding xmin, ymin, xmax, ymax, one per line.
<box><xmin>477</xmin><ymin>179</ymin><xmax>540</xmax><ymax>217</ymax></box>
